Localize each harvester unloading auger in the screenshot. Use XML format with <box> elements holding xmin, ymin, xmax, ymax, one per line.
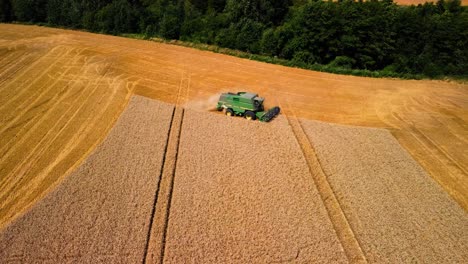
<box><xmin>216</xmin><ymin>92</ymin><xmax>281</xmax><ymax>122</ymax></box>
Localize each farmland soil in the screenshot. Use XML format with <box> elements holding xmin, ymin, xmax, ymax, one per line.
<box><xmin>0</xmin><ymin>96</ymin><xmax>173</xmax><ymax>263</ymax></box>
<box><xmin>162</xmin><ymin>109</ymin><xmax>348</xmax><ymax>263</ymax></box>
<box><xmin>300</xmin><ymin>120</ymin><xmax>468</xmax><ymax>263</ymax></box>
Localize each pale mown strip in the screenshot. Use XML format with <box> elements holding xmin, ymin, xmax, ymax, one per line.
<box><xmin>164</xmin><ymin>110</ymin><xmax>347</xmax><ymax>263</ymax></box>
<box><xmin>0</xmin><ymin>96</ymin><xmax>173</xmax><ymax>263</ymax></box>
<box><xmin>301</xmin><ymin>120</ymin><xmax>468</xmax><ymax>263</ymax></box>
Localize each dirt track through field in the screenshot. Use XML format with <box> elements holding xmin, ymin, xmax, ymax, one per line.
<box><xmin>301</xmin><ymin>120</ymin><xmax>468</xmax><ymax>262</ymax></box>
<box><xmin>163</xmin><ymin>109</ymin><xmax>347</xmax><ymax>263</ymax></box>
<box><xmin>0</xmin><ymin>96</ymin><xmax>173</xmax><ymax>262</ymax></box>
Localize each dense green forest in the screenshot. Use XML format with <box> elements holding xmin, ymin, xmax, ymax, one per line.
<box><xmin>1</xmin><ymin>0</ymin><xmax>467</xmax><ymax>78</ymax></box>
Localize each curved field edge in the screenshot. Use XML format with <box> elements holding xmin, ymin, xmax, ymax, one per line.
<box><xmin>300</xmin><ymin>119</ymin><xmax>468</xmax><ymax>262</ymax></box>
<box><xmin>0</xmin><ymin>96</ymin><xmax>174</xmax><ymax>262</ymax></box>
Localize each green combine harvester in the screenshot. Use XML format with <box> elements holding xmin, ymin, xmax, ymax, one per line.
<box><xmin>216</xmin><ymin>92</ymin><xmax>281</xmax><ymax>122</ymax></box>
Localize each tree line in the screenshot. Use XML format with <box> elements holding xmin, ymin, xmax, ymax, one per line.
<box><xmin>1</xmin><ymin>0</ymin><xmax>467</xmax><ymax>77</ymax></box>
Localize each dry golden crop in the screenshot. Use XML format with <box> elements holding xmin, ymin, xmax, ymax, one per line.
<box><xmin>0</xmin><ymin>96</ymin><xmax>174</xmax><ymax>262</ymax></box>
<box><xmin>1</xmin><ymin>24</ymin><xmax>467</xmax><ymax>230</ymax></box>
<box><xmin>163</xmin><ymin>109</ymin><xmax>348</xmax><ymax>263</ymax></box>
<box><xmin>1</xmin><ymin>23</ymin><xmax>468</xmax><ymax>263</ymax></box>
<box><xmin>301</xmin><ymin>119</ymin><xmax>468</xmax><ymax>262</ymax></box>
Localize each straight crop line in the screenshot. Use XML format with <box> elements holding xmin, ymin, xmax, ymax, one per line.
<box><xmin>280</xmin><ymin>99</ymin><xmax>368</xmax><ymax>263</ymax></box>
<box><xmin>142</xmin><ymin>106</ymin><xmax>176</xmax><ymax>264</ymax></box>
<box><xmin>160</xmin><ymin>108</ymin><xmax>185</xmax><ymax>264</ymax></box>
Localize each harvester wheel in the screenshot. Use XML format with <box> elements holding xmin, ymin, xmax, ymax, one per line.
<box><xmin>245</xmin><ymin>111</ymin><xmax>256</xmax><ymax>120</ymax></box>
<box><xmin>225</xmin><ymin>108</ymin><xmax>234</xmax><ymax>117</ymax></box>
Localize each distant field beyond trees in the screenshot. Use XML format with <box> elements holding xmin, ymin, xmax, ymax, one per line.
<box><xmin>1</xmin><ymin>0</ymin><xmax>467</xmax><ymax>77</ymax></box>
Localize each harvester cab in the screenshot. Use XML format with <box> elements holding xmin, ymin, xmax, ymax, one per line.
<box><xmin>216</xmin><ymin>92</ymin><xmax>280</xmax><ymax>122</ymax></box>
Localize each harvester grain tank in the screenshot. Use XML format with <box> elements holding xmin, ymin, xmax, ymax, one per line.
<box><xmin>216</xmin><ymin>92</ymin><xmax>280</xmax><ymax>122</ymax></box>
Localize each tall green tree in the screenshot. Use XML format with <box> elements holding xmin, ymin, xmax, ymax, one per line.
<box><xmin>3</xmin><ymin>0</ymin><xmax>467</xmax><ymax>77</ymax></box>
<box><xmin>0</xmin><ymin>0</ymin><xmax>14</xmax><ymax>22</ymax></box>
<box><xmin>96</xmin><ymin>0</ymin><xmax>138</xmax><ymax>34</ymax></box>
<box><xmin>11</xmin><ymin>0</ymin><xmax>47</xmax><ymax>22</ymax></box>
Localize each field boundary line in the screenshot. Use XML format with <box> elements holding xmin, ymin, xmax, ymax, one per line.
<box><xmin>280</xmin><ymin>100</ymin><xmax>367</xmax><ymax>263</ymax></box>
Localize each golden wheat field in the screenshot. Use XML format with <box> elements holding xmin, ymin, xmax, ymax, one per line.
<box><xmin>0</xmin><ymin>24</ymin><xmax>467</xmax><ymax>263</ymax></box>
<box><xmin>0</xmin><ymin>96</ymin><xmax>174</xmax><ymax>262</ymax></box>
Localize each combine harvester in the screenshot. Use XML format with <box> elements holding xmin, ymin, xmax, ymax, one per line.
<box><xmin>216</xmin><ymin>92</ymin><xmax>280</xmax><ymax>122</ymax></box>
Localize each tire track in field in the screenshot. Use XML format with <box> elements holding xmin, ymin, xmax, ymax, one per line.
<box><xmin>279</xmin><ymin>98</ymin><xmax>367</xmax><ymax>263</ymax></box>
<box><xmin>0</xmin><ymin>66</ymin><xmax>102</xmax><ymax>198</ymax></box>
<box><xmin>0</xmin><ymin>47</ymin><xmax>87</xmax><ymax>135</ymax></box>
<box><xmin>300</xmin><ymin>120</ymin><xmax>468</xmax><ymax>262</ymax></box>
<box><xmin>0</xmin><ymin>51</ymin><xmax>108</xmax><ymax>154</ymax></box>
<box><xmin>143</xmin><ymin>71</ymin><xmax>188</xmax><ymax>264</ymax></box>
<box><xmin>0</xmin><ymin>49</ymin><xmax>30</xmax><ymax>73</ymax></box>
<box><xmin>141</xmin><ymin>107</ymin><xmax>175</xmax><ymax>264</ymax></box>
<box><xmin>0</xmin><ymin>79</ymin><xmax>127</xmax><ymax>228</ymax></box>
<box><xmin>0</xmin><ymin>52</ymin><xmax>42</xmax><ymax>87</ymax></box>
<box><xmin>0</xmin><ymin>61</ymin><xmax>82</xmax><ymax>164</ymax></box>
<box><xmin>32</xmin><ymin>71</ymin><xmax>126</xmax><ymax>184</ymax></box>
<box><xmin>0</xmin><ymin>45</ymin><xmax>74</xmax><ymax>112</ymax></box>
<box><xmin>0</xmin><ymin>52</ymin><xmax>108</xmax><ymax>181</ymax></box>
<box><xmin>0</xmin><ymin>46</ymin><xmax>11</xmax><ymax>59</ymax></box>
<box><xmin>0</xmin><ymin>45</ymin><xmax>66</xmax><ymax>95</ymax></box>
<box><xmin>0</xmin><ymin>77</ymin><xmax>96</xmax><ymax>202</ymax></box>
<box><xmin>391</xmin><ymin>117</ymin><xmax>468</xmax><ymax>208</ymax></box>
<box><xmin>0</xmin><ymin>76</ymin><xmax>82</xmax><ymax>159</ymax></box>
<box><xmin>0</xmin><ymin>49</ymin><xmax>27</xmax><ymax>73</ymax></box>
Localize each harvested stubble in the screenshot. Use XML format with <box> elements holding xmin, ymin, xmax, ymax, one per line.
<box><xmin>300</xmin><ymin>120</ymin><xmax>468</xmax><ymax>263</ymax></box>
<box><xmin>163</xmin><ymin>110</ymin><xmax>347</xmax><ymax>263</ymax></box>
<box><xmin>0</xmin><ymin>96</ymin><xmax>173</xmax><ymax>263</ymax></box>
